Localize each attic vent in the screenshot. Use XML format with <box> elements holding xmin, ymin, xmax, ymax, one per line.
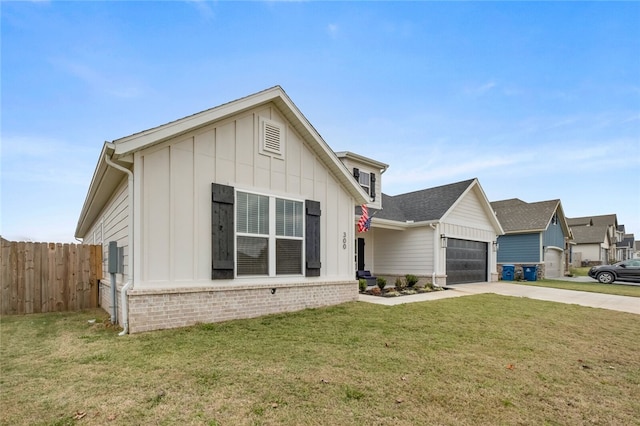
<box><xmin>260</xmin><ymin>117</ymin><xmax>284</xmax><ymax>157</ymax></box>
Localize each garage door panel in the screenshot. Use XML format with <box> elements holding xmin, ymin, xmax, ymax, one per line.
<box><xmin>446</xmin><ymin>239</ymin><xmax>487</xmax><ymax>284</ymax></box>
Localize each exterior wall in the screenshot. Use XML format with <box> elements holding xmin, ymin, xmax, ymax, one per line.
<box><xmin>573</xmin><ymin>243</ymin><xmax>604</xmax><ymax>264</ymax></box>
<box><xmin>82</xmin><ymin>179</ymin><xmax>129</xmax><ymax>324</ymax></box>
<box><xmin>372</xmin><ymin>227</ymin><xmax>434</xmax><ymax>276</ymax></box>
<box><xmin>497</xmin><ymin>233</ymin><xmax>541</xmax><ymax>263</ymax></box>
<box><xmin>339</xmin><ymin>157</ymin><xmax>382</xmax><ymax>210</ymax></box>
<box><xmin>127</xmin><ymin>281</ymin><xmax>357</xmax><ymax>333</ymax></box>
<box><xmin>136</xmin><ymin>103</ymin><xmax>356</xmax><ymax>289</ymax></box>
<box><xmin>543</xmin><ymin>219</ymin><xmax>565</xmax><ymax>249</ymax></box>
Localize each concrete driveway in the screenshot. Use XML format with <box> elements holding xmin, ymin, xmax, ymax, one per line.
<box><xmin>359</xmin><ymin>282</ymin><xmax>640</xmax><ymax>315</ymax></box>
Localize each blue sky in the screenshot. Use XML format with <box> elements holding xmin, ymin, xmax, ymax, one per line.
<box><xmin>1</xmin><ymin>1</ymin><xmax>639</xmax><ymax>242</ymax></box>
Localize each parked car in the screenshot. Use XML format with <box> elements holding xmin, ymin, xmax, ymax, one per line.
<box><xmin>588</xmin><ymin>259</ymin><xmax>640</xmax><ymax>284</ymax></box>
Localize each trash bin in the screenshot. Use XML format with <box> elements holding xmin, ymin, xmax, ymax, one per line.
<box><xmin>523</xmin><ymin>265</ymin><xmax>538</xmax><ymax>281</ymax></box>
<box><xmin>502</xmin><ymin>265</ymin><xmax>515</xmax><ymax>281</ymax></box>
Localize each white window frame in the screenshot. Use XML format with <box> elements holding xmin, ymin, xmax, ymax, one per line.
<box><xmin>359</xmin><ymin>171</ymin><xmax>370</xmax><ymax>195</ymax></box>
<box><xmin>235</xmin><ymin>190</ymin><xmax>304</xmax><ymax>277</ymax></box>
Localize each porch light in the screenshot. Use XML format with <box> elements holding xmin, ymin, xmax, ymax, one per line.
<box><xmin>440</xmin><ymin>234</ymin><xmax>448</xmax><ymax>248</ymax></box>
<box><xmin>493</xmin><ymin>241</ymin><xmax>499</xmax><ymax>252</ymax></box>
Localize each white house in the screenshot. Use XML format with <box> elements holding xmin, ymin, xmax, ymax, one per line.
<box><xmin>75</xmin><ymin>86</ymin><xmax>369</xmax><ymax>333</ymax></box>
<box><xmin>343</xmin><ymin>153</ymin><xmax>504</xmax><ymax>285</ymax></box>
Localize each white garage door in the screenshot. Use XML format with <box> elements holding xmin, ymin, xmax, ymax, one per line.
<box><xmin>544</xmin><ymin>248</ymin><xmax>562</xmax><ymax>278</ymax></box>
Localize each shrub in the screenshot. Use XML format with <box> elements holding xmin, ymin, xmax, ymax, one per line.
<box><xmin>358</xmin><ymin>279</ymin><xmax>367</xmax><ymax>293</ymax></box>
<box><xmin>405</xmin><ymin>274</ymin><xmax>419</xmax><ymax>288</ymax></box>
<box><xmin>424</xmin><ymin>281</ymin><xmax>435</xmax><ymax>291</ymax></box>
<box><xmin>394</xmin><ymin>277</ymin><xmax>406</xmax><ymax>291</ymax></box>
<box><xmin>376</xmin><ymin>277</ymin><xmax>387</xmax><ymax>291</ymax></box>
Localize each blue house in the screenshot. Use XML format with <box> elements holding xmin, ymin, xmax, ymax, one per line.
<box><xmin>490</xmin><ymin>198</ymin><xmax>572</xmax><ymax>279</ymax></box>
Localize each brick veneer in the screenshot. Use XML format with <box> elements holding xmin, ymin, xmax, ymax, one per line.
<box><xmin>125</xmin><ymin>281</ymin><xmax>358</xmax><ymax>333</ymax></box>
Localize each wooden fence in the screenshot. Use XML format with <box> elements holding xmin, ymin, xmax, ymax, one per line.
<box><xmin>1</xmin><ymin>239</ymin><xmax>103</xmax><ymax>315</ymax></box>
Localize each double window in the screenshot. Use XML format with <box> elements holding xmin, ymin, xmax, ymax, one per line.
<box><xmin>236</xmin><ymin>191</ymin><xmax>303</xmax><ymax>276</ymax></box>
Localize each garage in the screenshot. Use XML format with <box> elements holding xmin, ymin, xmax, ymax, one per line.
<box><xmin>446</xmin><ymin>239</ymin><xmax>488</xmax><ymax>284</ymax></box>
<box><xmin>544</xmin><ymin>248</ymin><xmax>562</xmax><ymax>278</ymax></box>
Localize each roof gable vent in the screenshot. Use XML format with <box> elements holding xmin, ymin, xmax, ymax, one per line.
<box><xmin>260</xmin><ymin>117</ymin><xmax>285</xmax><ymax>158</ymax></box>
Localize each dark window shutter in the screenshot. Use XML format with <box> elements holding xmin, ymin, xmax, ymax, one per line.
<box><xmin>353</xmin><ymin>168</ymin><xmax>360</xmax><ymax>180</ymax></box>
<box><xmin>212</xmin><ymin>183</ymin><xmax>234</xmax><ymax>279</ymax></box>
<box><xmin>370</xmin><ymin>173</ymin><xmax>376</xmax><ymax>201</ymax></box>
<box><xmin>305</xmin><ymin>200</ymin><xmax>321</xmax><ymax>277</ymax></box>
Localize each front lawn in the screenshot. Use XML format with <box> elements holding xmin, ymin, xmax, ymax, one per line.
<box><xmin>2</xmin><ymin>296</ymin><xmax>639</xmax><ymax>425</ymax></box>
<box><xmin>517</xmin><ymin>279</ymin><xmax>640</xmax><ymax>297</ymax></box>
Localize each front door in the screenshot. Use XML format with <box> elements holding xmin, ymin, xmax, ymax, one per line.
<box><xmin>356</xmin><ymin>238</ymin><xmax>365</xmax><ymax>271</ymax></box>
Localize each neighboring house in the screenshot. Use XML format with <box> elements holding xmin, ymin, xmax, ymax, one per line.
<box><xmin>618</xmin><ymin>233</ymin><xmax>636</xmax><ymax>261</ymax></box>
<box><xmin>635</xmin><ymin>241</ymin><xmax>640</xmax><ymax>260</ymax></box>
<box><xmin>565</xmin><ymin>225</ymin><xmax>610</xmax><ymax>266</ymax></box>
<box><xmin>568</xmin><ymin>214</ymin><xmax>621</xmax><ymax>264</ymax></box>
<box><xmin>346</xmin><ymin>154</ymin><xmax>503</xmax><ymax>286</ymax></box>
<box><xmin>75</xmin><ymin>86</ymin><xmax>369</xmax><ymax>333</ymax></box>
<box><xmin>490</xmin><ymin>198</ymin><xmax>572</xmax><ymax>279</ymax></box>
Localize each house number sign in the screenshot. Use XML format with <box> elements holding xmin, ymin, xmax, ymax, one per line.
<box><xmin>342</xmin><ymin>232</ymin><xmax>347</xmax><ymax>250</ymax></box>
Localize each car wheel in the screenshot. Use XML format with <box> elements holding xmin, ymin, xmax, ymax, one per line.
<box><xmin>597</xmin><ymin>271</ymin><xmax>614</xmax><ymax>284</ymax></box>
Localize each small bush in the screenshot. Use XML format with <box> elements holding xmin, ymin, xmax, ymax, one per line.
<box><xmin>405</xmin><ymin>274</ymin><xmax>419</xmax><ymax>288</ymax></box>
<box><xmin>424</xmin><ymin>281</ymin><xmax>435</xmax><ymax>291</ymax></box>
<box><xmin>376</xmin><ymin>277</ymin><xmax>387</xmax><ymax>291</ymax></box>
<box><xmin>394</xmin><ymin>277</ymin><xmax>406</xmax><ymax>291</ymax></box>
<box><xmin>358</xmin><ymin>279</ymin><xmax>367</xmax><ymax>293</ymax></box>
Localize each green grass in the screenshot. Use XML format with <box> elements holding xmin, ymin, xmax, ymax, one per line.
<box><xmin>569</xmin><ymin>266</ymin><xmax>591</xmax><ymax>277</ymax></box>
<box><xmin>2</xmin><ymin>296</ymin><xmax>639</xmax><ymax>425</ymax></box>
<box><xmin>517</xmin><ymin>279</ymin><xmax>640</xmax><ymax>297</ymax></box>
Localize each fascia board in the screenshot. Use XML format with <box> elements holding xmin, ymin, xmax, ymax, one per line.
<box><xmin>335</xmin><ymin>151</ymin><xmax>390</xmax><ymax>171</ymax></box>
<box><xmin>75</xmin><ymin>143</ymin><xmax>114</xmax><ymax>237</ymax></box>
<box><xmin>113</xmin><ymin>88</ymin><xmax>284</xmax><ymax>156</ymax></box>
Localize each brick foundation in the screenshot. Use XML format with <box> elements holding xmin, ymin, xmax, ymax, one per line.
<box><xmin>125</xmin><ymin>281</ymin><xmax>358</xmax><ymax>333</ymax></box>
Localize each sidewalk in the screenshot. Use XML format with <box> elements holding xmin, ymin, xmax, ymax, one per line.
<box><xmin>358</xmin><ymin>282</ymin><xmax>640</xmax><ymax>315</ymax></box>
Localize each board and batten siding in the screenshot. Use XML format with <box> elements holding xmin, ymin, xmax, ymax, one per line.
<box><xmin>137</xmin><ymin>104</ymin><xmax>356</xmax><ymax>288</ymax></box>
<box><xmin>443</xmin><ymin>186</ymin><xmax>496</xmax><ymax>241</ymax></box>
<box><xmin>543</xmin><ymin>218</ymin><xmax>565</xmax><ymax>248</ymax></box>
<box><xmin>373</xmin><ymin>227</ymin><xmax>434</xmax><ymax>275</ymax></box>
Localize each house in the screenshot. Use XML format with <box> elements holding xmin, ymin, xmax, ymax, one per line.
<box><xmin>490</xmin><ymin>198</ymin><xmax>572</xmax><ymax>279</ymax></box>
<box><xmin>568</xmin><ymin>214</ymin><xmax>622</xmax><ymax>264</ymax></box>
<box><xmin>618</xmin><ymin>233</ymin><xmax>635</xmax><ymax>261</ymax></box>
<box><xmin>568</xmin><ymin>225</ymin><xmax>611</xmax><ymax>266</ymax></box>
<box><xmin>345</xmin><ymin>152</ymin><xmax>504</xmax><ymax>286</ymax></box>
<box><xmin>75</xmin><ymin>86</ymin><xmax>369</xmax><ymax>333</ymax></box>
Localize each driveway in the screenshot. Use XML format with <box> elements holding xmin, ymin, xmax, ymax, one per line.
<box><xmin>359</xmin><ymin>282</ymin><xmax>640</xmax><ymax>315</ymax></box>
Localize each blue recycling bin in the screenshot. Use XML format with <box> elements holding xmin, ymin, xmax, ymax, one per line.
<box><xmin>523</xmin><ymin>265</ymin><xmax>538</xmax><ymax>281</ymax></box>
<box><xmin>502</xmin><ymin>265</ymin><xmax>515</xmax><ymax>281</ymax></box>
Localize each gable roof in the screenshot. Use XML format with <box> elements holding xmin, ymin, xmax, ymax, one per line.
<box><xmin>76</xmin><ymin>86</ymin><xmax>368</xmax><ymax>238</ymax></box>
<box><xmin>568</xmin><ymin>214</ymin><xmax>618</xmax><ymax>228</ymax></box>
<box><xmin>359</xmin><ymin>178</ymin><xmax>503</xmax><ymax>233</ymax></box>
<box><xmin>490</xmin><ymin>198</ymin><xmax>570</xmax><ymax>236</ymax></box>
<box><xmin>570</xmin><ymin>224</ymin><xmax>610</xmax><ymax>244</ymax></box>
<box><xmin>374</xmin><ymin>179</ymin><xmax>476</xmax><ymax>222</ymax></box>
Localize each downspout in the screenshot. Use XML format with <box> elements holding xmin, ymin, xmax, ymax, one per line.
<box><xmin>429</xmin><ymin>223</ymin><xmax>438</xmax><ymax>286</ymax></box>
<box><xmin>103</xmin><ymin>145</ymin><xmax>134</xmax><ymax>336</ymax></box>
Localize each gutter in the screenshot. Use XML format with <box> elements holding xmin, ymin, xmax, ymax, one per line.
<box><xmin>103</xmin><ymin>144</ymin><xmax>134</xmax><ymax>336</ymax></box>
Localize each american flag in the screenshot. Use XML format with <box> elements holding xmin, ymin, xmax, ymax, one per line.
<box><xmin>357</xmin><ymin>204</ymin><xmax>371</xmax><ymax>233</ymax></box>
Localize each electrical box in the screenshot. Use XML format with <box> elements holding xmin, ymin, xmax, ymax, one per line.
<box><xmin>108</xmin><ymin>241</ymin><xmax>118</xmax><ymax>273</ymax></box>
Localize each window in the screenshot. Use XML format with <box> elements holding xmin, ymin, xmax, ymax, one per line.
<box><xmin>236</xmin><ymin>191</ymin><xmax>303</xmax><ymax>276</ymax></box>
<box><xmin>359</xmin><ymin>171</ymin><xmax>370</xmax><ymax>195</ymax></box>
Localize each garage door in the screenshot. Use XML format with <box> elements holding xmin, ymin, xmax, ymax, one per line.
<box><xmin>544</xmin><ymin>248</ymin><xmax>562</xmax><ymax>278</ymax></box>
<box><xmin>446</xmin><ymin>239</ymin><xmax>488</xmax><ymax>284</ymax></box>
